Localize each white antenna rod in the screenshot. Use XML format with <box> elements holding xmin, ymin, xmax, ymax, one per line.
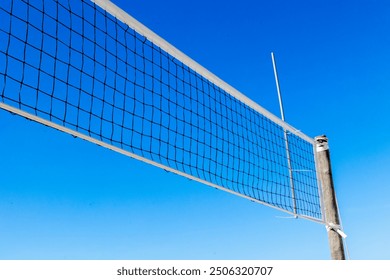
<box><xmin>271</xmin><ymin>52</ymin><xmax>297</xmax><ymax>218</ymax></box>
<box><xmin>271</xmin><ymin>52</ymin><xmax>286</xmax><ymax>121</ymax></box>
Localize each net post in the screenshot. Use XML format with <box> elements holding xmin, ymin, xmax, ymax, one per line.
<box><xmin>315</xmin><ymin>135</ymin><xmax>345</xmax><ymax>260</ymax></box>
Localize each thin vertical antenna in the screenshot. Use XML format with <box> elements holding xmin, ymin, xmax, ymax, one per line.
<box><xmin>271</xmin><ymin>52</ymin><xmax>297</xmax><ymax>217</ymax></box>
<box><xmin>271</xmin><ymin>52</ymin><xmax>286</xmax><ymax>122</ymax></box>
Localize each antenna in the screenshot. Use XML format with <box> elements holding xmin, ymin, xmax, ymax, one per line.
<box><xmin>271</xmin><ymin>52</ymin><xmax>297</xmax><ymax>218</ymax></box>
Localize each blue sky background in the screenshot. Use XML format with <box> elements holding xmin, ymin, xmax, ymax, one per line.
<box><xmin>1</xmin><ymin>0</ymin><xmax>390</xmax><ymax>259</ymax></box>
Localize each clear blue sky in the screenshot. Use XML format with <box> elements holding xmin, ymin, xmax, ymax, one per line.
<box><xmin>1</xmin><ymin>0</ymin><xmax>390</xmax><ymax>259</ymax></box>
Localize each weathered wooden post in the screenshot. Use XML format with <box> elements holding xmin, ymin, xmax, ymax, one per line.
<box><xmin>315</xmin><ymin>135</ymin><xmax>346</xmax><ymax>260</ymax></box>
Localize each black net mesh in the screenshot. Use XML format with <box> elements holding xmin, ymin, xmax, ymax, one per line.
<box><xmin>0</xmin><ymin>0</ymin><xmax>322</xmax><ymax>220</ymax></box>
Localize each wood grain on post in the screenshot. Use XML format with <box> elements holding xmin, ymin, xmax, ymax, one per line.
<box><xmin>315</xmin><ymin>135</ymin><xmax>345</xmax><ymax>260</ymax></box>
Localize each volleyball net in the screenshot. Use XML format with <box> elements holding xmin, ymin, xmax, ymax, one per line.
<box><xmin>0</xmin><ymin>0</ymin><xmax>324</xmax><ymax>222</ymax></box>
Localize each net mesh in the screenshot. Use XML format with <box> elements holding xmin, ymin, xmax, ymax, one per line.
<box><xmin>0</xmin><ymin>0</ymin><xmax>322</xmax><ymax>220</ymax></box>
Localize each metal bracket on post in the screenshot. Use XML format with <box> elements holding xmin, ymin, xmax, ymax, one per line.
<box><xmin>315</xmin><ymin>135</ymin><xmax>346</xmax><ymax>260</ymax></box>
<box><xmin>326</xmin><ymin>223</ymin><xmax>347</xmax><ymax>239</ymax></box>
